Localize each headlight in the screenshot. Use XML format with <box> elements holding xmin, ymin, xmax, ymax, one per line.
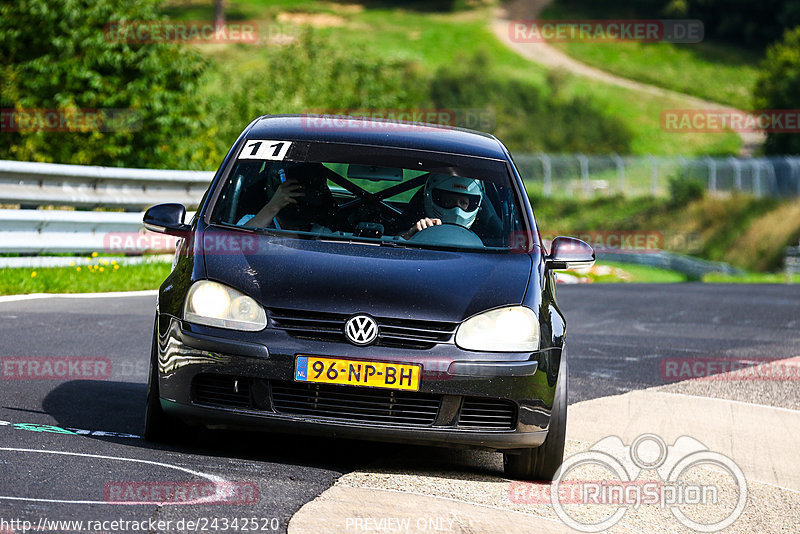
<box><xmin>184</xmin><ymin>281</ymin><xmax>267</xmax><ymax>331</ymax></box>
<box><xmin>455</xmin><ymin>306</ymin><xmax>539</xmax><ymax>352</ymax></box>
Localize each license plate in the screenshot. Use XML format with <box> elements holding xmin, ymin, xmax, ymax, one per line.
<box><xmin>294</xmin><ymin>356</ymin><xmax>421</xmax><ymax>391</ymax></box>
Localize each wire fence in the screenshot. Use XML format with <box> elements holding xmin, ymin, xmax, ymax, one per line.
<box><xmin>513</xmin><ymin>154</ymin><xmax>800</xmax><ymax>198</ymax></box>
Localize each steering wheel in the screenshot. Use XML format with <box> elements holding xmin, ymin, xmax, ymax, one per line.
<box><xmin>407</xmin><ymin>222</ymin><xmax>484</xmax><ymax>247</ymax></box>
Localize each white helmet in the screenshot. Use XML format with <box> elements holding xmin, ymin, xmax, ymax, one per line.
<box><xmin>423</xmin><ymin>174</ymin><xmax>483</xmax><ymax>228</ymax></box>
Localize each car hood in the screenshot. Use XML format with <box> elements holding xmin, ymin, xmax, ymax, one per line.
<box><xmin>202</xmin><ymin>228</ymin><xmax>534</xmax><ymax>322</ymax></box>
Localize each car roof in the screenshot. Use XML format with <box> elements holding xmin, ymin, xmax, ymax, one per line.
<box><xmin>247</xmin><ymin>114</ymin><xmax>508</xmax><ymax>160</ymax></box>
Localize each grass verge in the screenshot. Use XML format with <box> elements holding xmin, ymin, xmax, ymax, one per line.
<box><xmin>0</xmin><ymin>260</ymin><xmax>171</xmax><ymax>296</ymax></box>
<box><xmin>563</xmin><ymin>261</ymin><xmax>688</xmax><ymax>283</ymax></box>
<box><xmin>702</xmin><ymin>272</ymin><xmax>800</xmax><ymax>283</ymax></box>
<box><xmin>1</xmin><ymin>257</ymin><xmax>796</xmax><ymax>297</ymax></box>
<box><xmin>567</xmin><ymin>262</ymin><xmax>800</xmax><ymax>284</ymax></box>
<box><xmin>540</xmin><ymin>2</ymin><xmax>761</xmax><ymax>110</ymax></box>
<box><xmin>176</xmin><ymin>0</ymin><xmax>741</xmax><ymax>156</ymax></box>
<box><xmin>532</xmin><ymin>193</ymin><xmax>800</xmax><ymax>273</ymax></box>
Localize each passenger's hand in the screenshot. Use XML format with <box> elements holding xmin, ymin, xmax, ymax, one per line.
<box><xmin>267</xmin><ymin>179</ymin><xmax>304</xmax><ymax>211</ymax></box>
<box><xmin>245</xmin><ymin>180</ymin><xmax>304</xmax><ymax>228</ymax></box>
<box><xmin>402</xmin><ymin>217</ymin><xmax>442</xmax><ymax>239</ymax></box>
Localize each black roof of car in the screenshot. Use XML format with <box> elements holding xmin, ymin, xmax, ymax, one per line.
<box><xmin>248</xmin><ymin>115</ymin><xmax>508</xmax><ymax>160</ymax></box>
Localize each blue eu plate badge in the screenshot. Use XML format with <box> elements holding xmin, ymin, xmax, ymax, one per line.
<box><xmin>295</xmin><ymin>356</ymin><xmax>308</xmax><ymax>381</ymax></box>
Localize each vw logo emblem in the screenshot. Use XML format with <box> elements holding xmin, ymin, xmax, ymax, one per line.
<box><xmin>344</xmin><ymin>315</ymin><xmax>378</xmax><ymax>346</ymax></box>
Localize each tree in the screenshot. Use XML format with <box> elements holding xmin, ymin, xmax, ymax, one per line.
<box><xmin>0</xmin><ymin>0</ymin><xmax>217</xmax><ymax>169</ymax></box>
<box><xmin>214</xmin><ymin>0</ymin><xmax>224</xmax><ymax>28</ymax></box>
<box><xmin>753</xmin><ymin>26</ymin><xmax>800</xmax><ymax>154</ymax></box>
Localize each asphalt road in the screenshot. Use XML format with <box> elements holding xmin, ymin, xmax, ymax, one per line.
<box><xmin>559</xmin><ymin>283</ymin><xmax>800</xmax><ymax>403</ymax></box>
<box><xmin>0</xmin><ymin>284</ymin><xmax>798</xmax><ymax>533</ymax></box>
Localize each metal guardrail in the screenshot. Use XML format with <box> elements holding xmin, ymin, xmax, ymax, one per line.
<box><xmin>0</xmin><ymin>158</ymin><xmax>781</xmax><ymax>276</ymax></box>
<box><xmin>515</xmin><ymin>154</ymin><xmax>800</xmax><ymax>198</ymax></box>
<box><xmin>597</xmin><ymin>251</ymin><xmax>743</xmax><ymax>279</ymax></box>
<box><xmin>0</xmin><ymin>209</ymin><xmax>177</xmax><ymax>254</ymax></box>
<box><xmin>786</xmin><ymin>244</ymin><xmax>800</xmax><ymax>275</ymax></box>
<box><xmin>0</xmin><ymin>159</ymin><xmax>212</xmax><ymax>210</ymax></box>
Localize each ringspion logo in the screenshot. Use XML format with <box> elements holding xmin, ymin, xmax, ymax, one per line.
<box><xmin>540</xmin><ymin>434</ymin><xmax>747</xmax><ymax>532</ymax></box>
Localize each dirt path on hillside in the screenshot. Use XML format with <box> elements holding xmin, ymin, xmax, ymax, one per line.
<box><xmin>491</xmin><ymin>0</ymin><xmax>764</xmax><ymax>155</ymax></box>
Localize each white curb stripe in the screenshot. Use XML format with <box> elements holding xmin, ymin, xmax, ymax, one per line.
<box><xmin>0</xmin><ymin>290</ymin><xmax>158</xmax><ymax>303</ymax></box>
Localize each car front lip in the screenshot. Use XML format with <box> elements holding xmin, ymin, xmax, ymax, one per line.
<box><xmin>163</xmin><ymin>401</ymin><xmax>547</xmax><ymax>450</ymax></box>
<box><xmin>156</xmin><ymin>317</ymin><xmax>556</xmax><ymax>450</ymax></box>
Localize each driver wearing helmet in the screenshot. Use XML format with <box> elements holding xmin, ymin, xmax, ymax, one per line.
<box><xmin>401</xmin><ymin>174</ymin><xmax>483</xmax><ymax>240</ymax></box>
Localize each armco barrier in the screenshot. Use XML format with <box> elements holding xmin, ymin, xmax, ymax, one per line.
<box><xmin>0</xmin><ymin>159</ymin><xmax>212</xmax><ymax>210</ymax></box>
<box><xmin>0</xmin><ymin>158</ymin><xmax>781</xmax><ymax>271</ymax></box>
<box><xmin>0</xmin><ymin>209</ymin><xmax>170</xmax><ymax>254</ymax></box>
<box><xmin>786</xmin><ymin>244</ymin><xmax>800</xmax><ymax>275</ymax></box>
<box><xmin>597</xmin><ymin>251</ymin><xmax>743</xmax><ymax>278</ymax></box>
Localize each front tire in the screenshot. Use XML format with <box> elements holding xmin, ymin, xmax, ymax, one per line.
<box><xmin>504</xmin><ymin>357</ymin><xmax>568</xmax><ymax>481</ymax></box>
<box><xmin>144</xmin><ymin>317</ymin><xmax>180</xmax><ymax>442</ymax></box>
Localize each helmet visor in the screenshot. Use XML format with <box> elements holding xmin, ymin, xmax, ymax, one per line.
<box><xmin>431</xmin><ymin>189</ymin><xmax>481</xmax><ymax>212</ymax></box>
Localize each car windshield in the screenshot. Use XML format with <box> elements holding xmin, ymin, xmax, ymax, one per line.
<box><xmin>210</xmin><ymin>141</ymin><xmax>528</xmax><ymax>252</ymax></box>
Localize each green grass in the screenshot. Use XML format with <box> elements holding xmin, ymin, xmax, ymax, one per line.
<box><xmin>0</xmin><ymin>260</ymin><xmax>171</xmax><ymax>295</ymax></box>
<box><xmin>1</xmin><ymin>254</ymin><xmax>795</xmax><ymax>297</ymax></box>
<box><xmin>596</xmin><ymin>261</ymin><xmax>688</xmax><ymax>282</ymax></box>
<box><xmin>541</xmin><ymin>3</ymin><xmax>761</xmax><ymax>110</ymax></box>
<box><xmin>176</xmin><ymin>0</ymin><xmax>741</xmax><ymax>156</ymax></box>
<box><xmin>560</xmin><ymin>77</ymin><xmax>741</xmax><ymax>156</ymax></box>
<box><xmin>568</xmin><ymin>262</ymin><xmax>800</xmax><ymax>284</ymax></box>
<box><xmin>3</xmin><ymin>257</ymin><xmax>796</xmax><ymax>297</ymax></box>
<box><xmin>531</xmin><ymin>193</ymin><xmax>800</xmax><ymax>273</ymax></box>
<box><xmin>564</xmin><ymin>261</ymin><xmax>688</xmax><ymax>283</ymax></box>
<box><xmin>702</xmin><ymin>272</ymin><xmax>800</xmax><ymax>283</ymax></box>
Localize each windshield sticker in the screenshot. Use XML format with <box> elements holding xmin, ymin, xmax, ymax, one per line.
<box><xmin>238</xmin><ymin>140</ymin><xmax>292</xmax><ymax>160</ymax></box>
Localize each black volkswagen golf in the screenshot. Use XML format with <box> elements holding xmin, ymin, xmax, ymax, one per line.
<box><xmin>143</xmin><ymin>115</ymin><xmax>594</xmax><ymax>480</ymax></box>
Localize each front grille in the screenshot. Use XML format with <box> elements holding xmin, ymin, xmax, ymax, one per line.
<box><xmin>192</xmin><ymin>374</ymin><xmax>252</xmax><ymax>408</ymax></box>
<box><xmin>271</xmin><ymin>381</ymin><xmax>441</xmax><ymax>426</ymax></box>
<box><xmin>458</xmin><ymin>397</ymin><xmax>517</xmax><ymax>430</ymax></box>
<box><xmin>268</xmin><ymin>308</ymin><xmax>457</xmax><ymax>349</ymax></box>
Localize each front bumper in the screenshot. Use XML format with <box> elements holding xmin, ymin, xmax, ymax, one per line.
<box><xmin>156</xmin><ymin>316</ymin><xmax>560</xmax><ymax>451</ymax></box>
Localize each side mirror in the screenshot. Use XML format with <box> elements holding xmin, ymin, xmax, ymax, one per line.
<box><xmin>546</xmin><ymin>236</ymin><xmax>595</xmax><ymax>271</ymax></box>
<box><xmin>143</xmin><ymin>203</ymin><xmax>191</xmax><ymax>236</ymax></box>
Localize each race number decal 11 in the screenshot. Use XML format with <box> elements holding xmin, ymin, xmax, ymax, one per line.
<box><xmin>238</xmin><ymin>140</ymin><xmax>292</xmax><ymax>160</ymax></box>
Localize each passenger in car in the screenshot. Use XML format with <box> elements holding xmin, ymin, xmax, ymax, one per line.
<box><xmin>240</xmin><ymin>163</ymin><xmax>344</xmax><ymax>232</ymax></box>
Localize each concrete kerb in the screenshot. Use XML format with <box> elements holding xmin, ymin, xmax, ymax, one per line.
<box><xmin>288</xmin><ymin>381</ymin><xmax>800</xmax><ymax>532</ymax></box>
